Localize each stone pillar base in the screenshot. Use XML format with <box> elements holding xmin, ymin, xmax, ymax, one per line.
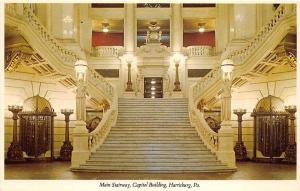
<box><xmin>71</xmin><ymin>151</ymin><xmax>90</xmax><ymax>169</ymax></box>
<box><xmin>71</xmin><ymin>120</ymin><xmax>89</xmax><ymax>168</ymax></box>
<box><xmin>217</xmin><ymin>121</ymin><xmax>236</xmax><ymax>168</ymax></box>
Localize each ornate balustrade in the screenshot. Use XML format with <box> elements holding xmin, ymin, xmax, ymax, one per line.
<box><xmin>185</xmin><ymin>46</ymin><xmax>215</xmax><ymax>57</ymax></box>
<box><xmin>192</xmin><ymin>4</ymin><xmax>296</xmax><ymax>104</ymax></box>
<box><xmin>88</xmin><ymin>109</ymin><xmax>117</xmax><ymax>152</ymax></box>
<box><xmin>92</xmin><ymin>46</ymin><xmax>124</xmax><ymax>57</ymax></box>
<box><xmin>190</xmin><ymin>109</ymin><xmax>218</xmax><ymax>153</ymax></box>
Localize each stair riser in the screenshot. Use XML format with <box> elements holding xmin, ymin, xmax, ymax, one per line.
<box><xmin>87</xmin><ymin>158</ymin><xmax>217</xmax><ymax>163</ymax></box>
<box><xmin>83</xmin><ymin>163</ymin><xmax>224</xmax><ymax>167</ymax></box>
<box><xmin>76</xmin><ymin>166</ymin><xmax>232</xmax><ymax>172</ymax></box>
<box><xmin>97</xmin><ymin>147</ymin><xmax>209</xmax><ymax>151</ymax></box>
<box><xmin>92</xmin><ymin>151</ymin><xmax>211</xmax><ymax>155</ymax></box>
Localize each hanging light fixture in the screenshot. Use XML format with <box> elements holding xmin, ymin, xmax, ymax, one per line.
<box><xmin>198</xmin><ymin>23</ymin><xmax>205</xmax><ymax>33</ymax></box>
<box><xmin>102</xmin><ymin>23</ymin><xmax>110</xmax><ymax>33</ymax></box>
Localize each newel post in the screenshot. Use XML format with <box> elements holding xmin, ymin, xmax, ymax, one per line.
<box><xmin>217</xmin><ymin>59</ymin><xmax>236</xmax><ymax>168</ymax></box>
<box><xmin>71</xmin><ymin>60</ymin><xmax>89</xmax><ymax>168</ymax></box>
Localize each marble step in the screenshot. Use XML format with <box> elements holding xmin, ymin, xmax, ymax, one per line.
<box><xmin>112</xmin><ymin>125</ymin><xmax>192</xmax><ymax>128</ymax></box>
<box><xmin>111</xmin><ymin>127</ymin><xmax>194</xmax><ymax>131</ymax></box>
<box><xmin>117</xmin><ymin>118</ymin><xmax>190</xmax><ymax>122</ymax></box>
<box><xmin>107</xmin><ymin>134</ymin><xmax>198</xmax><ymax>138</ymax></box>
<box><xmin>83</xmin><ymin>162</ymin><xmax>224</xmax><ymax>167</ymax></box>
<box><xmin>110</xmin><ymin>129</ymin><xmax>195</xmax><ymax>133</ymax></box>
<box><xmin>74</xmin><ymin>166</ymin><xmax>234</xmax><ymax>173</ymax></box>
<box><xmin>105</xmin><ymin>136</ymin><xmax>201</xmax><ymax>141</ymax></box>
<box><xmin>92</xmin><ymin>150</ymin><xmax>211</xmax><ymax>155</ymax></box>
<box><xmin>104</xmin><ymin>140</ymin><xmax>203</xmax><ymax>144</ymax></box>
<box><xmin>86</xmin><ymin>157</ymin><xmax>217</xmax><ymax>163</ymax></box>
<box><xmin>116</xmin><ymin>122</ymin><xmax>190</xmax><ymax>125</ymax></box>
<box><xmin>100</xmin><ymin>143</ymin><xmax>205</xmax><ymax>147</ymax></box>
<box><xmin>97</xmin><ymin>148</ymin><xmax>208</xmax><ymax>151</ymax></box>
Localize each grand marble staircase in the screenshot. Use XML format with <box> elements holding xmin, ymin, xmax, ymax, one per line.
<box><xmin>74</xmin><ymin>98</ymin><xmax>235</xmax><ymax>173</ymax></box>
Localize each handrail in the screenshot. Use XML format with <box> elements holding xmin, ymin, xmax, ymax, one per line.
<box><xmin>190</xmin><ymin>109</ymin><xmax>218</xmax><ymax>153</ymax></box>
<box><xmin>192</xmin><ymin>4</ymin><xmax>296</xmax><ymax>103</ymax></box>
<box><xmin>88</xmin><ymin>109</ymin><xmax>117</xmax><ymax>152</ymax></box>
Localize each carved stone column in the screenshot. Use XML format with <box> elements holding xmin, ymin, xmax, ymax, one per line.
<box><xmin>71</xmin><ymin>60</ymin><xmax>89</xmax><ymax>168</ymax></box>
<box><xmin>284</xmin><ymin>105</ymin><xmax>296</xmax><ymax>163</ymax></box>
<box><xmin>7</xmin><ymin>105</ymin><xmax>25</xmax><ymax>162</ymax></box>
<box><xmin>59</xmin><ymin>109</ymin><xmax>74</xmax><ymax>161</ymax></box>
<box><xmin>233</xmin><ymin>109</ymin><xmax>248</xmax><ymax>161</ymax></box>
<box><xmin>217</xmin><ymin>59</ymin><xmax>236</xmax><ymax>168</ymax></box>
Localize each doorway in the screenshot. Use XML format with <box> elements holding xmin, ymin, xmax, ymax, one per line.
<box><xmin>144</xmin><ymin>77</ymin><xmax>163</xmax><ymax>98</ymax></box>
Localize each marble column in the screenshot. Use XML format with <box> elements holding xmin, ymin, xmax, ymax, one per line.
<box><xmin>124</xmin><ymin>3</ymin><xmax>136</xmax><ymax>54</ymax></box>
<box><xmin>50</xmin><ymin>4</ymin><xmax>76</xmax><ymax>40</ymax></box>
<box><xmin>171</xmin><ymin>3</ymin><xmax>183</xmax><ymax>53</ymax></box>
<box><xmin>232</xmin><ymin>4</ymin><xmax>257</xmax><ymax>40</ymax></box>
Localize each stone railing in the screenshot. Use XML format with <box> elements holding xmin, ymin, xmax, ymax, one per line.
<box><xmin>88</xmin><ymin>109</ymin><xmax>117</xmax><ymax>152</ymax></box>
<box><xmin>5</xmin><ymin>4</ymin><xmax>115</xmax><ymax>102</ymax></box>
<box><xmin>92</xmin><ymin>46</ymin><xmax>124</xmax><ymax>57</ymax></box>
<box><xmin>185</xmin><ymin>46</ymin><xmax>215</xmax><ymax>57</ymax></box>
<box><xmin>192</xmin><ymin>65</ymin><xmax>221</xmax><ymax>102</ymax></box>
<box><xmin>192</xmin><ymin>4</ymin><xmax>296</xmax><ymax>103</ymax></box>
<box><xmin>190</xmin><ymin>109</ymin><xmax>218</xmax><ymax>153</ymax></box>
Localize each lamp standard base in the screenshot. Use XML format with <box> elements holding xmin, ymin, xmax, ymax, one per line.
<box><xmin>284</xmin><ymin>143</ymin><xmax>296</xmax><ymax>163</ymax></box>
<box><xmin>126</xmin><ymin>82</ymin><xmax>133</xmax><ymax>92</ymax></box>
<box><xmin>6</xmin><ymin>142</ymin><xmax>25</xmax><ymax>163</ymax></box>
<box><xmin>173</xmin><ymin>81</ymin><xmax>181</xmax><ymax>91</ymax></box>
<box><xmin>234</xmin><ymin>141</ymin><xmax>248</xmax><ymax>161</ymax></box>
<box><xmin>59</xmin><ymin>141</ymin><xmax>73</xmax><ymax>161</ymax></box>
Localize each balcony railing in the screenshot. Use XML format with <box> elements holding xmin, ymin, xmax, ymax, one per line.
<box><xmin>91</xmin><ymin>46</ymin><xmax>124</xmax><ymax>57</ymax></box>
<box><xmin>185</xmin><ymin>46</ymin><xmax>215</xmax><ymax>57</ymax></box>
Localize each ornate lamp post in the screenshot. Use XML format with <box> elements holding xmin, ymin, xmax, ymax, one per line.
<box><xmin>74</xmin><ymin>59</ymin><xmax>87</xmax><ymax>121</ymax></box>
<box><xmin>284</xmin><ymin>105</ymin><xmax>296</xmax><ymax>163</ymax></box>
<box><xmin>59</xmin><ymin>109</ymin><xmax>74</xmax><ymax>161</ymax></box>
<box><xmin>173</xmin><ymin>54</ymin><xmax>182</xmax><ymax>91</ymax></box>
<box><xmin>233</xmin><ymin>108</ymin><xmax>248</xmax><ymax>161</ymax></box>
<box><xmin>7</xmin><ymin>105</ymin><xmax>25</xmax><ymax>162</ymax></box>
<box><xmin>72</xmin><ymin>59</ymin><xmax>89</xmax><ymax>168</ymax></box>
<box><xmin>220</xmin><ymin>59</ymin><xmax>234</xmax><ymax>122</ymax></box>
<box><xmin>217</xmin><ymin>59</ymin><xmax>236</xmax><ymax>168</ymax></box>
<box><xmin>125</xmin><ymin>55</ymin><xmax>134</xmax><ymax>92</ymax></box>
